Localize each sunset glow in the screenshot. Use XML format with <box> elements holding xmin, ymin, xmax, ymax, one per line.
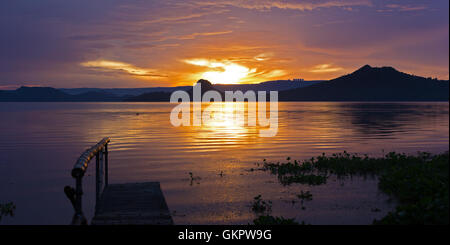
<box><xmin>0</xmin><ymin>0</ymin><xmax>448</xmax><ymax>88</ymax></box>
<box><xmin>184</xmin><ymin>59</ymin><xmax>256</xmax><ymax>84</ymax></box>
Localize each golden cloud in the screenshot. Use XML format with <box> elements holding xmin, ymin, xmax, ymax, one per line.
<box><xmin>195</xmin><ymin>0</ymin><xmax>373</xmax><ymax>11</ymax></box>
<box><xmin>310</xmin><ymin>64</ymin><xmax>343</xmax><ymax>73</ymax></box>
<box><xmin>80</xmin><ymin>60</ymin><xmax>166</xmax><ymax>78</ymax></box>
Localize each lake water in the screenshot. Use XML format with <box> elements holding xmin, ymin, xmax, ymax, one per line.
<box><xmin>0</xmin><ymin>102</ymin><xmax>448</xmax><ymax>225</ymax></box>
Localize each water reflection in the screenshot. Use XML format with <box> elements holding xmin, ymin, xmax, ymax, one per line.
<box><xmin>0</xmin><ymin>102</ymin><xmax>448</xmax><ymax>224</ymax></box>
<box><xmin>335</xmin><ymin>103</ymin><xmax>449</xmax><ymax>137</ymax></box>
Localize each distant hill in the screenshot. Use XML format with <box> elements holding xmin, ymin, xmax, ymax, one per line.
<box><xmin>1</xmin><ymin>79</ymin><xmax>319</xmax><ymax>102</ymax></box>
<box><xmin>123</xmin><ymin>91</ymin><xmax>171</xmax><ymax>102</ymax></box>
<box><xmin>124</xmin><ymin>79</ymin><xmax>223</xmax><ymax>102</ymax></box>
<box><xmin>1</xmin><ymin>66</ymin><xmax>448</xmax><ymax>102</ymax></box>
<box><xmin>83</xmin><ymin>79</ymin><xmax>314</xmax><ymax>100</ymax></box>
<box><xmin>188</xmin><ymin>79</ymin><xmax>224</xmax><ymax>101</ymax></box>
<box><xmin>60</xmin><ymin>86</ymin><xmax>191</xmax><ymax>97</ymax></box>
<box><xmin>0</xmin><ymin>86</ymin><xmax>122</xmax><ymax>101</ymax></box>
<box><xmin>279</xmin><ymin>65</ymin><xmax>449</xmax><ymax>101</ymax></box>
<box><xmin>214</xmin><ymin>80</ymin><xmax>321</xmax><ymax>93</ymax></box>
<box><xmin>124</xmin><ymin>79</ymin><xmax>322</xmax><ymax>102</ymax></box>
<box><xmin>0</xmin><ymin>86</ymin><xmax>72</xmax><ymax>101</ymax></box>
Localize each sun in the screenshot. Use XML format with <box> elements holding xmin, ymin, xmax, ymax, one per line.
<box><xmin>184</xmin><ymin>59</ymin><xmax>255</xmax><ymax>84</ymax></box>
<box><xmin>202</xmin><ymin>63</ymin><xmax>251</xmax><ymax>84</ymax></box>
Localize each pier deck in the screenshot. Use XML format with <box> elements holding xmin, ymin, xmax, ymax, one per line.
<box><xmin>91</xmin><ymin>182</ymin><xmax>173</xmax><ymax>225</ymax></box>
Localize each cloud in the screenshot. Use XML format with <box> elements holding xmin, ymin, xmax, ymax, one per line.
<box><xmin>155</xmin><ymin>30</ymin><xmax>234</xmax><ymax>42</ymax></box>
<box><xmin>1</xmin><ymin>0</ymin><xmax>448</xmax><ymax>87</ymax></box>
<box><xmin>254</xmin><ymin>52</ymin><xmax>273</xmax><ymax>61</ymax></box>
<box><xmin>385</xmin><ymin>4</ymin><xmax>427</xmax><ymax>12</ymax></box>
<box><xmin>183</xmin><ymin>58</ymin><xmax>288</xmax><ymax>83</ymax></box>
<box><xmin>80</xmin><ymin>60</ymin><xmax>166</xmax><ymax>78</ymax></box>
<box><xmin>140</xmin><ymin>9</ymin><xmax>230</xmax><ymax>24</ymax></box>
<box><xmin>183</xmin><ymin>58</ymin><xmax>255</xmax><ymax>83</ymax></box>
<box><xmin>249</xmin><ymin>69</ymin><xmax>287</xmax><ymax>78</ymax></box>
<box><xmin>142</xmin><ymin>13</ymin><xmax>208</xmax><ymax>24</ymax></box>
<box><xmin>310</xmin><ymin>64</ymin><xmax>343</xmax><ymax>73</ymax></box>
<box><xmin>193</xmin><ymin>0</ymin><xmax>373</xmax><ymax>11</ymax></box>
<box><xmin>178</xmin><ymin>31</ymin><xmax>233</xmax><ymax>40</ymax></box>
<box><xmin>123</xmin><ymin>43</ymin><xmax>181</xmax><ymax>50</ymax></box>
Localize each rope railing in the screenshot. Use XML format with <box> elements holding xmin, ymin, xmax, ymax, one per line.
<box><xmin>64</xmin><ymin>137</ymin><xmax>110</xmax><ymax>225</ymax></box>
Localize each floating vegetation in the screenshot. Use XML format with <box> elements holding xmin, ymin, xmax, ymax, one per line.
<box><xmin>297</xmin><ymin>191</ymin><xmax>313</xmax><ymax>201</ymax></box>
<box><xmin>257</xmin><ymin>151</ymin><xmax>449</xmax><ymax>225</ymax></box>
<box><xmin>374</xmin><ymin>152</ymin><xmax>449</xmax><ymax>225</ymax></box>
<box><xmin>279</xmin><ymin>174</ymin><xmax>327</xmax><ymax>186</ymax></box>
<box><xmin>251</xmin><ymin>195</ymin><xmax>272</xmax><ymax>214</ymax></box>
<box><xmin>188</xmin><ymin>172</ymin><xmax>201</xmax><ymax>185</ymax></box>
<box><xmin>0</xmin><ymin>202</ymin><xmax>16</xmax><ymax>222</ymax></box>
<box><xmin>250</xmin><ymin>195</ymin><xmax>305</xmax><ymax>225</ymax></box>
<box><xmin>253</xmin><ymin>215</ymin><xmax>306</xmax><ymax>225</ymax></box>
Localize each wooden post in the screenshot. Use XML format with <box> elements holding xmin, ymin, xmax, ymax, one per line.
<box><xmin>95</xmin><ymin>152</ymin><xmax>100</xmax><ymax>210</ymax></box>
<box><xmin>99</xmin><ymin>149</ymin><xmax>104</xmax><ymax>192</ymax></box>
<box><xmin>74</xmin><ymin>176</ymin><xmax>87</xmax><ymax>225</ymax></box>
<box><xmin>104</xmin><ymin>144</ymin><xmax>109</xmax><ymax>187</ymax></box>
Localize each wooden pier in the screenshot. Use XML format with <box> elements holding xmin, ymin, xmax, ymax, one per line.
<box><xmin>64</xmin><ymin>138</ymin><xmax>173</xmax><ymax>225</ymax></box>
<box><xmin>92</xmin><ymin>182</ymin><xmax>172</xmax><ymax>225</ymax></box>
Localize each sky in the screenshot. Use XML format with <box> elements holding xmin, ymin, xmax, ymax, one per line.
<box><xmin>0</xmin><ymin>0</ymin><xmax>448</xmax><ymax>88</ymax></box>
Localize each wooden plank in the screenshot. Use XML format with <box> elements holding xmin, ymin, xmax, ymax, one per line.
<box><xmin>91</xmin><ymin>182</ymin><xmax>173</xmax><ymax>225</ymax></box>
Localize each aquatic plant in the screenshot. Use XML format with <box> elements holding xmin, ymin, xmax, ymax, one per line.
<box><xmin>374</xmin><ymin>152</ymin><xmax>449</xmax><ymax>224</ymax></box>
<box><xmin>297</xmin><ymin>191</ymin><xmax>313</xmax><ymax>201</ymax></box>
<box><xmin>0</xmin><ymin>202</ymin><xmax>15</xmax><ymax>222</ymax></box>
<box><xmin>279</xmin><ymin>174</ymin><xmax>327</xmax><ymax>186</ymax></box>
<box><xmin>253</xmin><ymin>215</ymin><xmax>305</xmax><ymax>225</ymax></box>
<box><xmin>188</xmin><ymin>172</ymin><xmax>201</xmax><ymax>185</ymax></box>
<box><xmin>251</xmin><ymin>195</ymin><xmax>272</xmax><ymax>214</ymax></box>
<box><xmin>258</xmin><ymin>151</ymin><xmax>449</xmax><ymax>225</ymax></box>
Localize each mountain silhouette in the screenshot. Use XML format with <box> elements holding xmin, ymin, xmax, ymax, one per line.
<box><xmin>124</xmin><ymin>91</ymin><xmax>171</xmax><ymax>102</ymax></box>
<box><xmin>61</xmin><ymin>86</ymin><xmax>191</xmax><ymax>97</ymax></box>
<box><xmin>0</xmin><ymin>86</ymin><xmax>121</xmax><ymax>101</ymax></box>
<box><xmin>279</xmin><ymin>65</ymin><xmax>449</xmax><ymax>101</ymax></box>
<box><xmin>125</xmin><ymin>79</ymin><xmax>224</xmax><ymax>102</ymax></box>
<box><xmin>0</xmin><ymin>86</ymin><xmax>72</xmax><ymax>101</ymax></box>
<box><xmin>214</xmin><ymin>80</ymin><xmax>321</xmax><ymax>93</ymax></box>
<box><xmin>1</xmin><ymin>66</ymin><xmax>448</xmax><ymax>101</ymax></box>
<box><xmin>188</xmin><ymin>79</ymin><xmax>224</xmax><ymax>101</ymax></box>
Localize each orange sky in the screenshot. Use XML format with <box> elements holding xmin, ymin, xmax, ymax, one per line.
<box><xmin>1</xmin><ymin>0</ymin><xmax>448</xmax><ymax>88</ymax></box>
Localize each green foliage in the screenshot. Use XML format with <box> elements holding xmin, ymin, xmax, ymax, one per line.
<box><xmin>374</xmin><ymin>153</ymin><xmax>449</xmax><ymax>224</ymax></box>
<box><xmin>253</xmin><ymin>215</ymin><xmax>305</xmax><ymax>225</ymax></box>
<box><xmin>259</xmin><ymin>151</ymin><xmax>449</xmax><ymax>225</ymax></box>
<box><xmin>296</xmin><ymin>190</ymin><xmax>313</xmax><ymax>210</ymax></box>
<box><xmin>188</xmin><ymin>172</ymin><xmax>201</xmax><ymax>185</ymax></box>
<box><xmin>251</xmin><ymin>195</ymin><xmax>272</xmax><ymax>214</ymax></box>
<box><xmin>251</xmin><ymin>195</ymin><xmax>306</xmax><ymax>225</ymax></box>
<box><xmin>297</xmin><ymin>191</ymin><xmax>313</xmax><ymax>201</ymax></box>
<box><xmin>0</xmin><ymin>202</ymin><xmax>16</xmax><ymax>222</ymax></box>
<box><xmin>279</xmin><ymin>174</ymin><xmax>327</xmax><ymax>186</ymax></box>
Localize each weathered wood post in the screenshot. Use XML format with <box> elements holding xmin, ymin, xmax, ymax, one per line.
<box><xmin>74</xmin><ymin>175</ymin><xmax>87</xmax><ymax>225</ymax></box>
<box><xmin>95</xmin><ymin>151</ymin><xmax>100</xmax><ymax>209</ymax></box>
<box><xmin>104</xmin><ymin>144</ymin><xmax>108</xmax><ymax>187</ymax></box>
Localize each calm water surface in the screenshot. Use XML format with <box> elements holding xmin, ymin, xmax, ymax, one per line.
<box><xmin>0</xmin><ymin>102</ymin><xmax>448</xmax><ymax>224</ymax></box>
